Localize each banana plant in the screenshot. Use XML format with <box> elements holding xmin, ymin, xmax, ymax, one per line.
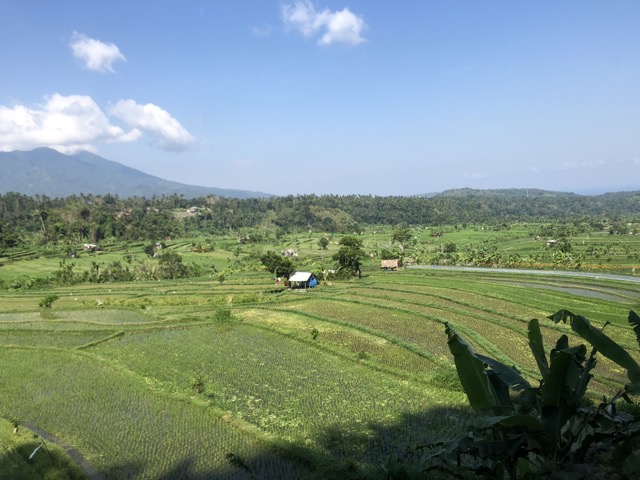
<box><xmin>549</xmin><ymin>310</ymin><xmax>640</xmax><ymax>392</ymax></box>
<box><xmin>425</xmin><ymin>311</ymin><xmax>640</xmax><ymax>479</ymax></box>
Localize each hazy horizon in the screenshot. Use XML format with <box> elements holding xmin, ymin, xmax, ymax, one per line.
<box><xmin>4</xmin><ymin>146</ymin><xmax>637</xmax><ymax>198</ymax></box>
<box><xmin>1</xmin><ymin>1</ymin><xmax>639</xmax><ymax>195</ymax></box>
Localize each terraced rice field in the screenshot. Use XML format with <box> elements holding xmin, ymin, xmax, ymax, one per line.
<box><xmin>1</xmin><ymin>267</ymin><xmax>639</xmax><ymax>478</ymax></box>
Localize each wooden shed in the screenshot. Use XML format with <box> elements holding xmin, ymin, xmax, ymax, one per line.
<box><xmin>288</xmin><ymin>271</ymin><xmax>318</xmax><ymax>289</ymax></box>
<box><xmin>381</xmin><ymin>259</ymin><xmax>399</xmax><ymax>270</ymax></box>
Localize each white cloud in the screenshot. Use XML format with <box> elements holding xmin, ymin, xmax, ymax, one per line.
<box><xmin>0</xmin><ymin>95</ymin><xmax>195</xmax><ymax>154</ymax></box>
<box><xmin>282</xmin><ymin>1</ymin><xmax>320</xmax><ymax>37</ymax></box>
<box><xmin>108</xmin><ymin>100</ymin><xmax>196</xmax><ymax>152</ymax></box>
<box><xmin>0</xmin><ymin>94</ymin><xmax>140</xmax><ymax>154</ymax></box>
<box><xmin>463</xmin><ymin>172</ymin><xmax>488</xmax><ymax>179</ymax></box>
<box><xmin>317</xmin><ymin>8</ymin><xmax>368</xmax><ymax>46</ymax></box>
<box><xmin>281</xmin><ymin>1</ymin><xmax>367</xmax><ymax>46</ymax></box>
<box><xmin>252</xmin><ymin>25</ymin><xmax>273</xmax><ymax>37</ymax></box>
<box><xmin>70</xmin><ymin>32</ymin><xmax>126</xmax><ymax>73</ymax></box>
<box><xmin>556</xmin><ymin>160</ymin><xmax>606</xmax><ymax>171</ymax></box>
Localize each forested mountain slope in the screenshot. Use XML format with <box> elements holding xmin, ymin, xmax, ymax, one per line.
<box><xmin>0</xmin><ymin>148</ymin><xmax>271</xmax><ymax>199</ymax></box>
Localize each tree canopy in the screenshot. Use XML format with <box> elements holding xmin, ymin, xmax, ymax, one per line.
<box><xmin>260</xmin><ymin>251</ymin><xmax>296</xmax><ymax>278</ymax></box>
<box><xmin>333</xmin><ymin>235</ymin><xmax>365</xmax><ymax>278</ymax></box>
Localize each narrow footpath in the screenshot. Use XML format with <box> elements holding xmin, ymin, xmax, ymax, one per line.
<box><xmin>7</xmin><ymin>418</ymin><xmax>105</xmax><ymax>480</ymax></box>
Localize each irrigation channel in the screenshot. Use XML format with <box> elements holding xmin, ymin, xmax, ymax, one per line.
<box><xmin>411</xmin><ymin>265</ymin><xmax>640</xmax><ymax>283</ymax></box>
<box><xmin>3</xmin><ymin>418</ymin><xmax>105</xmax><ymax>480</ymax></box>
<box><xmin>410</xmin><ymin>265</ymin><xmax>640</xmax><ymax>303</ymax></box>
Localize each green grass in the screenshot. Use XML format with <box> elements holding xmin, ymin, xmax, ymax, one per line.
<box><xmin>0</xmin><ymin>348</ymin><xmax>309</xmax><ymax>480</ymax></box>
<box><xmin>0</xmin><ymin>417</ymin><xmax>86</xmax><ymax>480</ymax></box>
<box><xmin>2</xmin><ymin>254</ymin><xmax>640</xmax><ymax>478</ymax></box>
<box><xmin>94</xmin><ymin>321</ymin><xmax>467</xmax><ymax>459</ymax></box>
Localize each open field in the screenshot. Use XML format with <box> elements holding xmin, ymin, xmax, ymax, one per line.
<box><xmin>3</xmin><ymin>223</ymin><xmax>640</xmax><ymax>285</ymax></box>
<box><xmin>0</xmin><ymin>417</ymin><xmax>86</xmax><ymax>480</ymax></box>
<box><xmin>2</xmin><ymin>258</ymin><xmax>640</xmax><ymax>478</ymax></box>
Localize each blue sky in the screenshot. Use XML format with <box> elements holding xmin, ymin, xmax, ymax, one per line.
<box><xmin>1</xmin><ymin>1</ymin><xmax>639</xmax><ymax>195</ymax></box>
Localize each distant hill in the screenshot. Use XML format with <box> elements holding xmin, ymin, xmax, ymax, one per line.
<box><xmin>434</xmin><ymin>187</ymin><xmax>577</xmax><ymax>198</ymax></box>
<box><xmin>0</xmin><ymin>148</ymin><xmax>272</xmax><ymax>199</ymax></box>
<box><xmin>411</xmin><ymin>192</ymin><xmax>440</xmax><ymax>198</ymax></box>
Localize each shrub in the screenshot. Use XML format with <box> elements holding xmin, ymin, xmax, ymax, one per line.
<box><xmin>426</xmin><ymin>310</ymin><xmax>640</xmax><ymax>479</ymax></box>
<box><xmin>214</xmin><ymin>305</ymin><xmax>232</xmax><ymax>322</ymax></box>
<box><xmin>191</xmin><ymin>374</ymin><xmax>205</xmax><ymax>394</ymax></box>
<box><xmin>39</xmin><ymin>294</ymin><xmax>60</xmax><ymax>308</ymax></box>
<box><xmin>318</xmin><ymin>237</ymin><xmax>330</xmax><ymax>250</ymax></box>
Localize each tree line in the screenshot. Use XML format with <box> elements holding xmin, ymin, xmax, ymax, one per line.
<box><xmin>1</xmin><ymin>190</ymin><xmax>639</xmax><ymax>248</ymax></box>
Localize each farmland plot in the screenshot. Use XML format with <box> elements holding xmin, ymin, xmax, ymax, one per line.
<box><xmin>2</xmin><ymin>267</ymin><xmax>640</xmax><ymax>478</ymax></box>
<box><xmin>0</xmin><ymin>348</ymin><xmax>309</xmax><ymax>480</ymax></box>
<box><xmin>94</xmin><ymin>321</ymin><xmax>468</xmax><ymax>464</ymax></box>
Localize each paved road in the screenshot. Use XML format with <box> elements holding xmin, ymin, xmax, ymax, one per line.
<box><xmin>409</xmin><ymin>265</ymin><xmax>640</xmax><ymax>284</ymax></box>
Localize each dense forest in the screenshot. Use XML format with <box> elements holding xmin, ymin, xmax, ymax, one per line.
<box><xmin>1</xmin><ymin>190</ymin><xmax>639</xmax><ymax>248</ymax></box>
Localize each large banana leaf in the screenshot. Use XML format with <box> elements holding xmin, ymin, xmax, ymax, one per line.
<box><xmin>486</xmin><ymin>370</ymin><xmax>514</xmax><ymax>411</ymax></box>
<box><xmin>478</xmin><ymin>414</ymin><xmax>544</xmax><ymax>432</ymax></box>
<box><xmin>574</xmin><ymin>348</ymin><xmax>597</xmax><ymax>405</ymax></box>
<box><xmin>554</xmin><ymin>333</ymin><xmax>569</xmax><ymax>352</ymax></box>
<box><xmin>528</xmin><ymin>318</ymin><xmax>549</xmax><ymax>377</ymax></box>
<box><xmin>445</xmin><ymin>323</ymin><xmax>499</xmax><ymax>413</ymax></box>
<box><xmin>629</xmin><ymin>310</ymin><xmax>640</xmax><ymax>347</ymax></box>
<box><xmin>549</xmin><ymin>310</ymin><xmax>640</xmax><ymax>386</ymax></box>
<box><xmin>476</xmin><ymin>354</ymin><xmax>531</xmax><ymax>392</ymax></box>
<box><xmin>542</xmin><ymin>344</ymin><xmax>587</xmax><ymax>409</ymax></box>
<box><xmin>541</xmin><ymin>345</ymin><xmax>587</xmax><ymax>442</ymax></box>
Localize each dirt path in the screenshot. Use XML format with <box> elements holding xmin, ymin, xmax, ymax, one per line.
<box><xmin>18</xmin><ymin>421</ymin><xmax>105</xmax><ymax>480</ymax></box>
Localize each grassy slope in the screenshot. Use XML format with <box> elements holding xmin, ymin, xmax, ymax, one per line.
<box><xmin>0</xmin><ymin>348</ymin><xmax>309</xmax><ymax>479</ymax></box>
<box><xmin>3</xmin><ymin>224</ymin><xmax>640</xmax><ymax>286</ymax></box>
<box><xmin>1</xmin><ymin>259</ymin><xmax>640</xmax><ymax>478</ymax></box>
<box><xmin>0</xmin><ymin>418</ymin><xmax>85</xmax><ymax>480</ymax></box>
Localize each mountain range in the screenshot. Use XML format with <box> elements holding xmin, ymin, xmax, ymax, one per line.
<box><xmin>1</xmin><ymin>148</ymin><xmax>636</xmax><ymax>200</ymax></box>
<box><xmin>0</xmin><ymin>148</ymin><xmax>272</xmax><ymax>198</ymax></box>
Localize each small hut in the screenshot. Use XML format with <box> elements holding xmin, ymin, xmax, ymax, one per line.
<box><xmin>288</xmin><ymin>271</ymin><xmax>318</xmax><ymax>289</ymax></box>
<box><xmin>381</xmin><ymin>259</ymin><xmax>399</xmax><ymax>271</ymax></box>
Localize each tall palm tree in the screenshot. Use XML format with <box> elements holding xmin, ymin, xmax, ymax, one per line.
<box><xmin>31</xmin><ymin>208</ymin><xmax>48</xmax><ymax>234</ymax></box>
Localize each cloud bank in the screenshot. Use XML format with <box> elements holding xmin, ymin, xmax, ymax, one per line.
<box><xmin>0</xmin><ymin>94</ymin><xmax>194</xmax><ymax>154</ymax></box>
<box><xmin>70</xmin><ymin>32</ymin><xmax>126</xmax><ymax>73</ymax></box>
<box><xmin>109</xmin><ymin>100</ymin><xmax>195</xmax><ymax>152</ymax></box>
<box><xmin>464</xmin><ymin>172</ymin><xmax>488</xmax><ymax>180</ymax></box>
<box><xmin>556</xmin><ymin>160</ymin><xmax>606</xmax><ymax>171</ymax></box>
<box><xmin>281</xmin><ymin>1</ymin><xmax>367</xmax><ymax>46</ymax></box>
<box><xmin>0</xmin><ymin>94</ymin><xmax>138</xmax><ymax>154</ymax></box>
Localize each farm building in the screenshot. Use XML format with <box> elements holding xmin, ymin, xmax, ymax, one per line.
<box><xmin>381</xmin><ymin>259</ymin><xmax>399</xmax><ymax>270</ymax></box>
<box><xmin>288</xmin><ymin>271</ymin><xmax>318</xmax><ymax>289</ymax></box>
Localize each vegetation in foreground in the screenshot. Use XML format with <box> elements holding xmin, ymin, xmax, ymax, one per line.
<box><xmin>428</xmin><ymin>310</ymin><xmax>640</xmax><ymax>479</ymax></box>
<box><xmin>1</xmin><ymin>264</ymin><xmax>640</xmax><ymax>478</ymax></box>
<box><xmin>0</xmin><ymin>418</ymin><xmax>85</xmax><ymax>480</ymax></box>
